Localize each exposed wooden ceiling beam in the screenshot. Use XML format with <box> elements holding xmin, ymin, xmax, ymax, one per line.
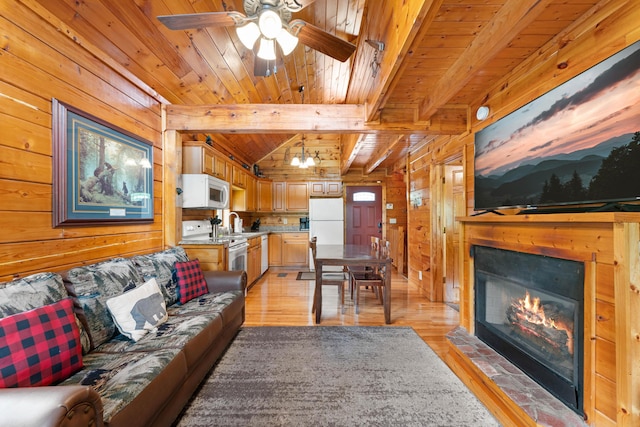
<box><xmin>165</xmin><ymin>104</ymin><xmax>463</xmax><ymax>134</ymax></box>
<box><xmin>341</xmin><ymin>134</ymin><xmax>367</xmax><ymax>175</ymax></box>
<box><xmin>417</xmin><ymin>0</ymin><xmax>555</xmax><ymax>121</ymax></box>
<box><xmin>364</xmin><ymin>135</ymin><xmax>404</xmax><ymax>175</ymax></box>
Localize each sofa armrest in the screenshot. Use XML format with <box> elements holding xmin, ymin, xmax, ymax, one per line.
<box><xmin>203</xmin><ymin>270</ymin><xmax>247</xmax><ymax>294</ymax></box>
<box><xmin>0</xmin><ymin>385</ymin><xmax>103</xmax><ymax>427</ymax></box>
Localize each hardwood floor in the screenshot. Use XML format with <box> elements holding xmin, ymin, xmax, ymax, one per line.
<box><xmin>244</xmin><ymin>268</ymin><xmax>460</xmax><ymax>359</ymax></box>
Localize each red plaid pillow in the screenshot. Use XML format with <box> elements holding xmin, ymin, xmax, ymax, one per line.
<box><xmin>174</xmin><ymin>259</ymin><xmax>208</xmax><ymax>304</ymax></box>
<box><xmin>0</xmin><ymin>298</ymin><xmax>83</xmax><ymax>388</ymax></box>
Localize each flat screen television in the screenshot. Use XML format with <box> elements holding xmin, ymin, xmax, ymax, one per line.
<box><xmin>474</xmin><ymin>40</ymin><xmax>640</xmax><ymax>212</ymax></box>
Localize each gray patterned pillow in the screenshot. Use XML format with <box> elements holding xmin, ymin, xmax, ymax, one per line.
<box><xmin>0</xmin><ymin>272</ymin><xmax>67</xmax><ymax>318</ymax></box>
<box><xmin>0</xmin><ymin>272</ymin><xmax>91</xmax><ymax>353</ymax></box>
<box><xmin>131</xmin><ymin>247</ymin><xmax>189</xmax><ymax>307</ymax></box>
<box><xmin>67</xmin><ymin>258</ymin><xmax>145</xmax><ymax>349</ymax></box>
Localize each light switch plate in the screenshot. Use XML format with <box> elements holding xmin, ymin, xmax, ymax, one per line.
<box><xmin>390</xmin><ymin>218</ymin><xmax>397</xmax><ymax>224</ymax></box>
<box><xmin>386</xmin><ymin>203</ymin><xmax>393</xmax><ymax>209</ymax></box>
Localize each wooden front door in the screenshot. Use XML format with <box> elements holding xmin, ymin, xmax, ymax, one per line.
<box><xmin>346</xmin><ymin>186</ymin><xmax>383</xmax><ymax>245</ymax></box>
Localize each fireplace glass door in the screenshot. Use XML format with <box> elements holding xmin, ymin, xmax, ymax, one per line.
<box><xmin>474</xmin><ymin>246</ymin><xmax>584</xmax><ymax>415</ymax></box>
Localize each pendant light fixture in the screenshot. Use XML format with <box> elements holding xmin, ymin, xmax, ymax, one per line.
<box><xmin>290</xmin><ymin>135</ymin><xmax>316</xmax><ymax>169</ymax></box>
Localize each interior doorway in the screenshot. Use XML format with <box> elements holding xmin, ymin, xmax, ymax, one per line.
<box><xmin>345</xmin><ymin>186</ymin><xmax>383</xmax><ymax>245</ymax></box>
<box><xmin>433</xmin><ymin>163</ymin><xmax>464</xmax><ymax>303</ymax></box>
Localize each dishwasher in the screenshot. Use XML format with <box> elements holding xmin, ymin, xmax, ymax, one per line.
<box><xmin>261</xmin><ymin>235</ymin><xmax>268</xmax><ymax>275</ymax></box>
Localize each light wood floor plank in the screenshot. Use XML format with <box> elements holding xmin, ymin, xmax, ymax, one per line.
<box><xmin>244</xmin><ymin>268</ymin><xmax>460</xmax><ymax>358</ymax></box>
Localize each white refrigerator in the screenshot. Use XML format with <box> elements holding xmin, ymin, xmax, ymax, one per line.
<box><xmin>309</xmin><ymin>197</ymin><xmax>344</xmax><ymax>271</ymax></box>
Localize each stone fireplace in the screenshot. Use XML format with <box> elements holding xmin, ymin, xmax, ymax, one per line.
<box><xmin>448</xmin><ymin>213</ymin><xmax>640</xmax><ymax>426</ymax></box>
<box><xmin>473</xmin><ymin>245</ymin><xmax>584</xmax><ymax>415</ymax></box>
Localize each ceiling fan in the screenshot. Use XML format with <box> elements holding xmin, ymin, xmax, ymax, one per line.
<box><xmin>157</xmin><ymin>0</ymin><xmax>357</xmax><ymax>65</ymax></box>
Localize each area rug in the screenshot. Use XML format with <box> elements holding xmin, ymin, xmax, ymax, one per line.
<box><xmin>175</xmin><ymin>326</ymin><xmax>500</xmax><ymax>426</ymax></box>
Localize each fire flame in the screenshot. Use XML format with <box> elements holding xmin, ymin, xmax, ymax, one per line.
<box><xmin>514</xmin><ymin>291</ymin><xmax>574</xmax><ymax>355</ymax></box>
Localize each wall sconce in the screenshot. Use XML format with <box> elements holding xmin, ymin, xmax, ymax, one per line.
<box><xmin>366</xmin><ymin>39</ymin><xmax>385</xmax><ymax>78</ymax></box>
<box><xmin>476</xmin><ymin>105</ymin><xmax>490</xmax><ymax>121</ymax></box>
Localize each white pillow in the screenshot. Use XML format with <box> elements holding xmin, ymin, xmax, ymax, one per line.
<box><xmin>106</xmin><ymin>278</ymin><xmax>168</xmax><ymax>341</ymax></box>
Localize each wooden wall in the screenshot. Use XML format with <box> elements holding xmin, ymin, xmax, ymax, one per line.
<box><xmin>0</xmin><ymin>2</ymin><xmax>164</xmax><ymax>282</ymax></box>
<box><xmin>408</xmin><ymin>135</ymin><xmax>465</xmax><ymax>299</ymax></box>
<box><xmin>407</xmin><ymin>0</ymin><xmax>640</xmax><ymax>300</ymax></box>
<box><xmin>405</xmin><ymin>0</ymin><xmax>640</xmax><ymax>424</ymax></box>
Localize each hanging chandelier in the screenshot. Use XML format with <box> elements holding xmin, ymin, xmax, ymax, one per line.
<box><xmin>235</xmin><ymin>7</ymin><xmax>298</xmax><ymax>60</ymax></box>
<box><xmin>290</xmin><ymin>136</ymin><xmax>316</xmax><ymax>169</ymax></box>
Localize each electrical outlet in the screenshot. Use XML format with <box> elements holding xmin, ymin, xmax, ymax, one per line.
<box><xmin>283</xmin><ymin>218</ymin><xmax>288</xmax><ymax>224</ymax></box>
<box><xmin>418</xmin><ymin>271</ymin><xmax>422</xmax><ymax>280</ymax></box>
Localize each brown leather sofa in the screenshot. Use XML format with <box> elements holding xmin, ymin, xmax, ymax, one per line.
<box><xmin>0</xmin><ymin>248</ymin><xmax>246</xmax><ymax>427</ymax></box>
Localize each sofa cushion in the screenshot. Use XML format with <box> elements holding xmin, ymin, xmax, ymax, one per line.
<box><xmin>167</xmin><ymin>290</ymin><xmax>243</xmax><ymax>317</ymax></box>
<box><xmin>174</xmin><ymin>260</ymin><xmax>208</xmax><ymax>304</ymax></box>
<box><xmin>66</xmin><ymin>258</ymin><xmax>145</xmax><ymax>349</ymax></box>
<box><xmin>106</xmin><ymin>279</ymin><xmax>168</xmax><ymax>342</ymax></box>
<box><xmin>0</xmin><ymin>272</ymin><xmax>68</xmax><ymax>318</ymax></box>
<box><xmin>95</xmin><ymin>312</ymin><xmax>222</xmax><ymax>357</ymax></box>
<box><xmin>60</xmin><ymin>348</ymin><xmax>185</xmax><ymax>424</ymax></box>
<box><xmin>0</xmin><ymin>298</ymin><xmax>83</xmax><ymax>388</ymax></box>
<box><xmin>131</xmin><ymin>247</ymin><xmax>189</xmax><ymax>307</ymax></box>
<box><xmin>0</xmin><ymin>272</ymin><xmax>91</xmax><ymax>355</ymax></box>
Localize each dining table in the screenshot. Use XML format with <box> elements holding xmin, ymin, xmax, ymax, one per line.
<box><xmin>313</xmin><ymin>244</ymin><xmax>392</xmax><ymax>324</ymax></box>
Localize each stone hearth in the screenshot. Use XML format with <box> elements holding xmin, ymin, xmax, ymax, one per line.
<box><xmin>447</xmin><ymin>327</ymin><xmax>586</xmax><ymax>427</ymax></box>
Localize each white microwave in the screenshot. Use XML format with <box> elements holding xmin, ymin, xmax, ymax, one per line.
<box><xmin>181</xmin><ymin>174</ymin><xmax>230</xmax><ymax>209</ymax></box>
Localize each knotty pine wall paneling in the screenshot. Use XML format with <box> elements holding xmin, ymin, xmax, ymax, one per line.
<box><xmin>0</xmin><ymin>2</ymin><xmax>165</xmax><ymax>281</ymax></box>
<box><xmin>421</xmin><ymin>1</ymin><xmax>640</xmax><ymax>424</ymax></box>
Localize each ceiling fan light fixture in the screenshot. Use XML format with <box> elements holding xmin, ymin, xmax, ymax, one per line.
<box><xmin>258</xmin><ymin>9</ymin><xmax>282</xmax><ymax>39</ymax></box>
<box><xmin>257</xmin><ymin>37</ymin><xmax>277</xmax><ymax>60</ymax></box>
<box><xmin>276</xmin><ymin>28</ymin><xmax>298</xmax><ymax>55</ymax></box>
<box><xmin>236</xmin><ymin>22</ymin><xmax>261</xmax><ymax>49</ymax></box>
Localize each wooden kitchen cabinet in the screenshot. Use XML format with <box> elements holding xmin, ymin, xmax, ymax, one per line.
<box><xmin>181</xmin><ymin>244</ymin><xmax>227</xmax><ymax>271</ymax></box>
<box><xmin>182</xmin><ymin>141</ymin><xmax>229</xmax><ymax>181</ymax></box>
<box><xmin>272</xmin><ymin>182</ymin><xmax>286</xmax><ymax>211</ymax></box>
<box><xmin>246</xmin><ymin>175</ymin><xmax>257</xmax><ymax>212</ymax></box>
<box><xmin>309</xmin><ymin>181</ymin><xmax>342</xmax><ymax>197</ymax></box>
<box><xmin>285</xmin><ymin>182</ymin><xmax>309</xmax><ymax>211</ymax></box>
<box><xmin>268</xmin><ymin>233</ymin><xmax>282</xmax><ymax>265</ymax></box>
<box><xmin>213</xmin><ymin>155</ymin><xmax>228</xmax><ymax>180</ymax></box>
<box><xmin>182</xmin><ymin>141</ymin><xmax>214</xmax><ymax>175</ymax></box>
<box><xmin>257</xmin><ymin>179</ymin><xmax>272</xmax><ymax>212</ymax></box>
<box><xmin>282</xmin><ymin>232</ymin><xmax>309</xmax><ymax>267</ymax></box>
<box><xmin>272</xmin><ymin>182</ymin><xmax>309</xmax><ymax>212</ymax></box>
<box><xmin>232</xmin><ymin>165</ymin><xmax>248</xmax><ymax>188</ymax></box>
<box><xmin>247</xmin><ymin>236</ymin><xmax>261</xmax><ymax>285</ymax></box>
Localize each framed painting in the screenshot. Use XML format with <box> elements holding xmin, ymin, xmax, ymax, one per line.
<box><xmin>52</xmin><ymin>99</ymin><xmax>154</xmax><ymax>226</ymax></box>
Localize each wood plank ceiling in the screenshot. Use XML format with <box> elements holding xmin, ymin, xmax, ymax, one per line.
<box><xmin>32</xmin><ymin>0</ymin><xmax>602</xmax><ymax>177</ymax></box>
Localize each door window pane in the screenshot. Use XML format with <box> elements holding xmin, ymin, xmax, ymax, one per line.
<box><xmin>353</xmin><ymin>192</ymin><xmax>376</xmax><ymax>202</ymax></box>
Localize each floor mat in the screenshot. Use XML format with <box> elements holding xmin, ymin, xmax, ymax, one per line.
<box><xmin>296</xmin><ymin>272</ymin><xmax>315</xmax><ymax>280</ymax></box>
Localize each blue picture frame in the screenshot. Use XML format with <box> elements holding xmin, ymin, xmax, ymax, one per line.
<box><xmin>52</xmin><ymin>99</ymin><xmax>154</xmax><ymax>226</ymax></box>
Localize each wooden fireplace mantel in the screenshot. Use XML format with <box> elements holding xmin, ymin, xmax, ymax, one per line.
<box><xmin>449</xmin><ymin>212</ymin><xmax>640</xmax><ymax>426</ymax></box>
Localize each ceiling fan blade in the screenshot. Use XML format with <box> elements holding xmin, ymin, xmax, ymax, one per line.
<box><xmin>290</xmin><ymin>19</ymin><xmax>356</xmax><ymax>62</ymax></box>
<box><xmin>157</xmin><ymin>12</ymin><xmax>246</xmax><ymax>30</ymax></box>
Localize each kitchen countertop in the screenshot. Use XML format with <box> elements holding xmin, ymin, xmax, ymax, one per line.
<box><xmin>179</xmin><ymin>230</ymin><xmax>308</xmax><ymax>245</ymax></box>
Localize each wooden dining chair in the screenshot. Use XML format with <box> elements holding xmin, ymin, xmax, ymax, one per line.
<box><xmin>310</xmin><ymin>236</ymin><xmax>349</xmax><ymax>314</ymax></box>
<box><xmin>347</xmin><ymin>236</ymin><xmax>379</xmax><ymax>299</ymax></box>
<box><xmin>351</xmin><ymin>239</ymin><xmax>390</xmax><ymax>314</ymax></box>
